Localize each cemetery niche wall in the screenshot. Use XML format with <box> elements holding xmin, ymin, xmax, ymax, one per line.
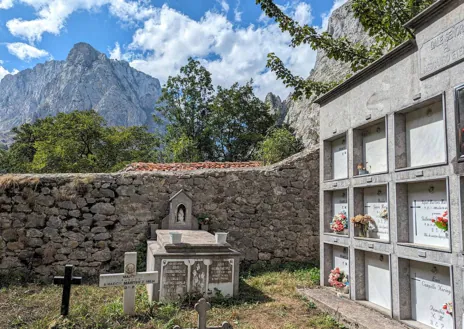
<box><xmin>316</xmin><ymin>1</ymin><xmax>464</xmax><ymax>328</ymax></box>
<box><xmin>146</xmin><ymin>191</ymin><xmax>241</xmax><ymax>302</ymax></box>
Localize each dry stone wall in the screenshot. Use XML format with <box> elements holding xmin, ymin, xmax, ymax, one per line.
<box><xmin>0</xmin><ymin>148</ymin><xmax>319</xmax><ymax>279</ymax></box>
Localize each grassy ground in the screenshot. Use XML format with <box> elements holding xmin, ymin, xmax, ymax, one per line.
<box><xmin>0</xmin><ymin>264</ymin><xmax>343</xmax><ymax>329</ymax></box>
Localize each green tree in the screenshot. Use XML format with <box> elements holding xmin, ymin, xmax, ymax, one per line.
<box><xmin>1</xmin><ymin>111</ymin><xmax>159</xmax><ymax>173</ymax></box>
<box><xmin>157</xmin><ymin>57</ymin><xmax>215</xmax><ymax>162</ymax></box>
<box><xmin>257</xmin><ymin>126</ymin><xmax>304</xmax><ymax>165</ymax></box>
<box><xmin>256</xmin><ymin>0</ymin><xmax>434</xmax><ymax>100</ymax></box>
<box><xmin>209</xmin><ymin>81</ymin><xmax>275</xmax><ymax>161</ymax></box>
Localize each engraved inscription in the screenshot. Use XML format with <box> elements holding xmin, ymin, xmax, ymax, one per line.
<box><xmin>162</xmin><ymin>261</ymin><xmax>188</xmax><ymax>300</ymax></box>
<box><xmin>421</xmin><ymin>19</ymin><xmax>464</xmax><ymax>77</ymax></box>
<box><xmin>209</xmin><ymin>260</ymin><xmax>233</xmax><ymax>284</ymax></box>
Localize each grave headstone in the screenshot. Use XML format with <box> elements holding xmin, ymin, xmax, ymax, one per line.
<box><xmin>161</xmin><ymin>190</ymin><xmax>198</xmax><ymax>230</ymax></box>
<box><xmin>53</xmin><ymin>264</ymin><xmax>82</xmax><ymax>316</ymax></box>
<box><xmin>99</xmin><ymin>252</ymin><xmax>158</xmax><ymax>315</ymax></box>
<box><xmin>172</xmin><ymin>298</ymin><xmax>233</xmax><ymax>329</ymax></box>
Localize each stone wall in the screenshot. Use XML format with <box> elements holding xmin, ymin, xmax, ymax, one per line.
<box><xmin>0</xmin><ymin>148</ymin><xmax>319</xmax><ymax>278</ymax></box>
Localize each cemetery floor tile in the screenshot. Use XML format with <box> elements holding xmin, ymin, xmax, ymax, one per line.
<box><xmin>298</xmin><ymin>287</ymin><xmax>409</xmax><ymax>329</ymax></box>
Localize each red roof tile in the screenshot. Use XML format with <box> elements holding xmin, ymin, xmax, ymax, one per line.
<box><xmin>121</xmin><ymin>161</ymin><xmax>263</xmax><ymax>172</ymax></box>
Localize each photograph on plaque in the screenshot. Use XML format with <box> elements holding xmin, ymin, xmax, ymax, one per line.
<box><xmin>407</xmin><ymin>180</ymin><xmax>449</xmax><ymax>248</ymax></box>
<box><xmin>364</xmin><ymin>252</ymin><xmax>391</xmax><ymax>311</ymax></box>
<box><xmin>410</xmin><ymin>261</ymin><xmax>453</xmax><ymax>329</ymax></box>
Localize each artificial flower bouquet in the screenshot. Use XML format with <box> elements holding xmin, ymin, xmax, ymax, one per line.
<box><xmin>350</xmin><ymin>214</ymin><xmax>374</xmax><ymax>237</ymax></box>
<box><xmin>379</xmin><ymin>208</ymin><xmax>388</xmax><ymax>220</ymax></box>
<box><xmin>432</xmin><ymin>210</ymin><xmax>448</xmax><ymax>232</ymax></box>
<box><xmin>330</xmin><ymin>210</ymin><xmax>348</xmax><ymax>233</ymax></box>
<box><xmin>328</xmin><ymin>267</ymin><xmax>348</xmax><ymax>290</ymax></box>
<box><xmin>443</xmin><ymin>302</ymin><xmax>453</xmax><ymax>316</ymax></box>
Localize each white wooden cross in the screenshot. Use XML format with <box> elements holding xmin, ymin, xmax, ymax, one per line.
<box><xmin>99</xmin><ymin>252</ymin><xmax>158</xmax><ymax>315</ymax></box>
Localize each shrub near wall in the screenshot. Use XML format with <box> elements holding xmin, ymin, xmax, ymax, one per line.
<box><xmin>0</xmin><ymin>148</ymin><xmax>319</xmax><ymax>279</ymax></box>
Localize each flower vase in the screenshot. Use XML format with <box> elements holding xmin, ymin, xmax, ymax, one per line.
<box><xmin>344</xmin><ymin>228</ymin><xmax>348</xmax><ymax>235</ymax></box>
<box><xmin>358</xmin><ymin>224</ymin><xmax>368</xmax><ymax>238</ymax></box>
<box><xmin>343</xmin><ymin>285</ymin><xmax>349</xmax><ymax>294</ymax></box>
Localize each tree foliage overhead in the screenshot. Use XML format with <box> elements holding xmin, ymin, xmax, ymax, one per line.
<box><xmin>158</xmin><ymin>58</ymin><xmax>276</xmax><ymax>163</ymax></box>
<box><xmin>256</xmin><ymin>0</ymin><xmax>435</xmax><ymax>100</ymax></box>
<box><xmin>0</xmin><ymin>111</ymin><xmax>159</xmax><ymax>173</ymax></box>
<box><xmin>257</xmin><ymin>125</ymin><xmax>304</xmax><ymax>165</ymax></box>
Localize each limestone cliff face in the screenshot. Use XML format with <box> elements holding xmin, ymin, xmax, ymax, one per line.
<box><xmin>267</xmin><ymin>1</ymin><xmax>373</xmax><ymax>147</ymax></box>
<box><xmin>0</xmin><ymin>43</ymin><xmax>162</xmax><ymax>144</ymax></box>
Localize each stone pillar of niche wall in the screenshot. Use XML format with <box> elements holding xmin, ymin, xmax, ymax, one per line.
<box><xmin>354</xmin><ymin>249</ymin><xmax>366</xmax><ymax>301</ymax></box>
<box><xmin>321</xmin><ymin>244</ymin><xmax>334</xmax><ymax>287</ymax></box>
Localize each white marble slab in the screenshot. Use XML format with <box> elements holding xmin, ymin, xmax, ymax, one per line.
<box><xmin>408</xmin><ymin>181</ymin><xmax>449</xmax><ymax>248</ymax></box>
<box><xmin>364</xmin><ymin>186</ymin><xmax>389</xmax><ymax>241</ymax></box>
<box><xmin>332</xmin><ymin>245</ymin><xmax>349</xmax><ymax>276</ymax></box>
<box><xmin>406</xmin><ymin>102</ymin><xmax>445</xmax><ymax>168</ymax></box>
<box><xmin>332</xmin><ymin>190</ymin><xmax>348</xmax><ymax>218</ymax></box>
<box><xmin>362</xmin><ymin>123</ymin><xmax>387</xmax><ymax>174</ymax></box>
<box><xmin>365</xmin><ymin>252</ymin><xmax>391</xmax><ymax>311</ymax></box>
<box><xmin>410</xmin><ymin>261</ymin><xmax>453</xmax><ymax>329</ymax></box>
<box><xmin>332</xmin><ymin>136</ymin><xmax>348</xmax><ymax>179</ymax></box>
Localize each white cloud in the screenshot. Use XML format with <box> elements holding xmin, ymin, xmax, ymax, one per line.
<box><xmin>0</xmin><ymin>0</ymin><xmax>14</xmax><ymax>10</ymax></box>
<box><xmin>0</xmin><ymin>65</ymin><xmax>19</xmax><ymax>81</ymax></box>
<box><xmin>234</xmin><ymin>0</ymin><xmax>242</xmax><ymax>22</ymax></box>
<box><xmin>320</xmin><ymin>0</ymin><xmax>348</xmax><ymax>31</ymax></box>
<box><xmin>216</xmin><ymin>0</ymin><xmax>229</xmax><ymax>13</ymax></box>
<box><xmin>6</xmin><ymin>42</ymin><xmax>49</xmax><ymax>60</ymax></box>
<box><xmin>109</xmin><ymin>42</ymin><xmax>122</xmax><ymax>60</ymax></box>
<box><xmin>127</xmin><ymin>5</ymin><xmax>316</xmax><ymax>99</ymax></box>
<box><xmin>293</xmin><ymin>2</ymin><xmax>312</xmax><ymax>26</ymax></box>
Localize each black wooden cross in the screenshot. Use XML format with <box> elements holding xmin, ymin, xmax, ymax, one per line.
<box><xmin>53</xmin><ymin>265</ymin><xmax>82</xmax><ymax>316</ymax></box>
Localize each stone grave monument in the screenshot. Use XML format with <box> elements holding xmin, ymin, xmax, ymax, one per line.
<box><xmin>146</xmin><ymin>190</ymin><xmax>241</xmax><ymax>302</ymax></box>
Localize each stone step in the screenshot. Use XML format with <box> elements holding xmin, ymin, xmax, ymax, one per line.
<box><xmin>298</xmin><ymin>287</ymin><xmax>410</xmax><ymax>329</ymax></box>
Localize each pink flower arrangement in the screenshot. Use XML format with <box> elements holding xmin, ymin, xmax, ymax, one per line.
<box><xmin>443</xmin><ymin>302</ymin><xmax>453</xmax><ymax>316</ymax></box>
<box><xmin>328</xmin><ymin>267</ymin><xmax>347</xmax><ymax>289</ymax></box>
<box><xmin>432</xmin><ymin>210</ymin><xmax>448</xmax><ymax>232</ymax></box>
<box><xmin>330</xmin><ymin>211</ymin><xmax>348</xmax><ymax>233</ymax></box>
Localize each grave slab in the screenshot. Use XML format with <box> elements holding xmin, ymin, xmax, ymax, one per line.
<box><xmin>298</xmin><ymin>287</ymin><xmax>409</xmax><ymax>329</ymax></box>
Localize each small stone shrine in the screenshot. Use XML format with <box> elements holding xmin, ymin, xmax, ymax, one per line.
<box><xmin>146</xmin><ymin>190</ymin><xmax>241</xmax><ymax>302</ymax></box>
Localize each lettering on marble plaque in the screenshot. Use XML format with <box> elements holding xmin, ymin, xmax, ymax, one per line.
<box><xmin>364</xmin><ymin>187</ymin><xmax>389</xmax><ymax>240</ymax></box>
<box><xmin>410</xmin><ymin>261</ymin><xmax>453</xmax><ymax>329</ymax></box>
<box><xmin>209</xmin><ymin>260</ymin><xmax>233</xmax><ymax>284</ymax></box>
<box><xmin>409</xmin><ymin>182</ymin><xmax>449</xmax><ymax>248</ymax></box>
<box><xmin>421</xmin><ymin>19</ymin><xmax>464</xmax><ymax>78</ymax></box>
<box><xmin>161</xmin><ymin>260</ymin><xmax>188</xmax><ymax>300</ymax></box>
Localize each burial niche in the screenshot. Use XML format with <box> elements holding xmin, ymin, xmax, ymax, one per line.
<box><xmin>395</xmin><ymin>96</ymin><xmax>446</xmax><ymax>170</ymax></box>
<box><xmin>324</xmin><ymin>189</ymin><xmax>349</xmax><ymax>235</ymax></box>
<box><xmin>353</xmin><ymin>185</ymin><xmax>389</xmax><ymax>241</ymax></box>
<box><xmin>323</xmin><ymin>134</ymin><xmax>348</xmax><ymax>180</ymax></box>
<box><xmin>353</xmin><ymin>117</ymin><xmax>387</xmax><ymax>176</ymax></box>
<box><xmin>323</xmin><ymin>244</ymin><xmax>349</xmax><ymax>294</ymax></box>
<box><xmin>396</xmin><ymin>180</ymin><xmax>449</xmax><ymax>249</ymax></box>
<box><xmin>399</xmin><ymin>259</ymin><xmax>453</xmax><ymax>329</ymax></box>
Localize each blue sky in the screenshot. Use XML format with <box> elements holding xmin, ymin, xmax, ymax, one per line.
<box><xmin>0</xmin><ymin>0</ymin><xmax>347</xmax><ymax>98</ymax></box>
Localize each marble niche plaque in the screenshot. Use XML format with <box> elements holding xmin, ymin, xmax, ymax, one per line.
<box><xmin>160</xmin><ymin>259</ymin><xmax>234</xmax><ymax>302</ymax></box>
<box><xmin>421</xmin><ymin>18</ymin><xmax>464</xmax><ymax>79</ymax></box>
<box><xmin>408</xmin><ymin>181</ymin><xmax>449</xmax><ymax>248</ymax></box>
<box><xmin>332</xmin><ymin>136</ymin><xmax>348</xmax><ymax>180</ymax></box>
<box><xmin>364</xmin><ymin>186</ymin><xmax>389</xmax><ymax>241</ymax></box>
<box><xmin>332</xmin><ymin>190</ymin><xmax>348</xmax><ymax>219</ymax></box>
<box><xmin>332</xmin><ymin>245</ymin><xmax>349</xmax><ymax>275</ymax></box>
<box><xmin>406</xmin><ymin>102</ymin><xmax>445</xmax><ymax>168</ymax></box>
<box><xmin>410</xmin><ymin>261</ymin><xmax>453</xmax><ymax>329</ymax></box>
<box><xmin>362</xmin><ymin>123</ymin><xmax>387</xmax><ymax>174</ymax></box>
<box><xmin>365</xmin><ymin>252</ymin><xmax>391</xmax><ymax>311</ymax></box>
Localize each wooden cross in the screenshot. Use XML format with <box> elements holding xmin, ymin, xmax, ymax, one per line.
<box><xmin>99</xmin><ymin>252</ymin><xmax>158</xmax><ymax>315</ymax></box>
<box><xmin>53</xmin><ymin>264</ymin><xmax>82</xmax><ymax>316</ymax></box>
<box><xmin>173</xmin><ymin>298</ymin><xmax>233</xmax><ymax>329</ymax></box>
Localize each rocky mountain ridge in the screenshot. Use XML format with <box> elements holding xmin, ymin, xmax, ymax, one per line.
<box><xmin>267</xmin><ymin>1</ymin><xmax>373</xmax><ymax>147</ymax></box>
<box><xmin>0</xmin><ymin>43</ymin><xmax>162</xmax><ymax>145</ymax></box>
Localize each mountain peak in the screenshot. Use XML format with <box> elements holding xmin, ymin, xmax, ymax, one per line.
<box><xmin>66</xmin><ymin>42</ymin><xmax>101</xmax><ymax>67</ymax></box>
